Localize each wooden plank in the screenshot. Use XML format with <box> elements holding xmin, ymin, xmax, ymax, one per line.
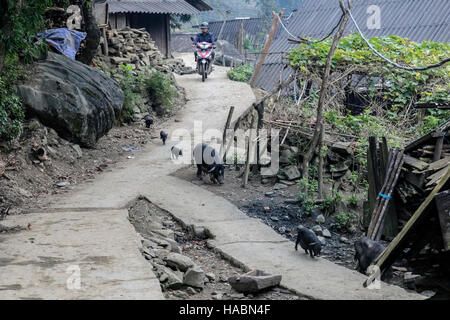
<box><xmin>403</xmin><ymin>154</ymin><xmax>429</xmax><ymax>171</ymax></box>
<box><xmin>405</xmin><ymin>132</ymin><xmax>434</xmax><ymax>153</ymax></box>
<box><xmin>426</xmin><ymin>157</ymin><xmax>450</xmax><ymax>172</ymax></box>
<box><xmin>249</xmin><ymin>9</ymin><xmax>285</xmax><ymax>87</ymax></box>
<box><xmin>371</xmin><ymin>167</ymin><xmax>450</xmax><ymax>277</ymax></box>
<box><xmin>242</xmin><ymin>115</ymin><xmax>256</xmax><ymax>188</ymax></box>
<box><xmin>426</xmin><ymin>165</ymin><xmax>450</xmax><ymax>188</ymax></box>
<box><xmin>435</xmin><ymin>190</ymin><xmax>450</xmax><ymax>251</ymax></box>
<box><xmin>367</xmin><ymin>137</ymin><xmax>379</xmax><ymax>217</ymax></box>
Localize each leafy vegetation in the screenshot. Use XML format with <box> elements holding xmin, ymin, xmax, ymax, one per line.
<box><xmin>145</xmin><ymin>70</ymin><xmax>178</xmax><ymax>110</ymax></box>
<box><xmin>115</xmin><ymin>65</ymin><xmax>178</xmax><ymax>123</ymax></box>
<box><xmin>333</xmin><ymin>212</ymin><xmax>356</xmax><ymax>232</ymax></box>
<box><xmin>0</xmin><ymin>0</ymin><xmax>57</xmax><ymax>144</ymax></box>
<box><xmin>289</xmin><ymin>34</ymin><xmax>449</xmax><ymax>108</ymax></box>
<box><xmin>227</xmin><ymin>64</ymin><xmax>254</xmax><ymax>82</ymax></box>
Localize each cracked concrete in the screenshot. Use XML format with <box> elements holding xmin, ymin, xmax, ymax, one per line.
<box><xmin>0</xmin><ymin>54</ymin><xmax>424</xmax><ymax>300</ymax></box>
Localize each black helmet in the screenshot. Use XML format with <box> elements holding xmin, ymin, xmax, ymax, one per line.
<box><xmin>200</xmin><ymin>22</ymin><xmax>209</xmax><ymax>29</ymax></box>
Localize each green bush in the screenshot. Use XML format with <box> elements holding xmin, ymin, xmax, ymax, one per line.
<box><xmin>0</xmin><ymin>0</ymin><xmax>54</xmax><ymax>144</ymax></box>
<box><xmin>145</xmin><ymin>70</ymin><xmax>178</xmax><ymax>110</ymax></box>
<box><xmin>333</xmin><ymin>212</ymin><xmax>356</xmax><ymax>232</ymax></box>
<box><xmin>115</xmin><ymin>65</ymin><xmax>178</xmax><ymax>123</ymax></box>
<box><xmin>227</xmin><ymin>64</ymin><xmax>254</xmax><ymax>82</ymax></box>
<box><xmin>116</xmin><ymin>64</ymin><xmax>141</xmax><ymax>123</ymax></box>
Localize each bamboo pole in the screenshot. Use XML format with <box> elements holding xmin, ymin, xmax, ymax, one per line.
<box><xmin>249</xmin><ymin>9</ymin><xmax>285</xmax><ymax>87</ymax></box>
<box><xmin>221</xmin><ymin>106</ymin><xmax>235</xmax><ymax>162</ymax></box>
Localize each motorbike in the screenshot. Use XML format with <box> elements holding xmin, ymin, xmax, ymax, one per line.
<box><xmin>194</xmin><ymin>41</ymin><xmax>214</xmax><ymax>82</ymax></box>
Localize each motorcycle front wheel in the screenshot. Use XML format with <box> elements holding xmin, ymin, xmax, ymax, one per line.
<box><xmin>200</xmin><ymin>64</ymin><xmax>206</xmax><ymax>82</ymax></box>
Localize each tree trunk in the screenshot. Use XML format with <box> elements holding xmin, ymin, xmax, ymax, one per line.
<box><xmin>301</xmin><ymin>0</ymin><xmax>351</xmax><ymax>185</ymax></box>
<box><xmin>77</xmin><ymin>0</ymin><xmax>100</xmax><ymax>65</ymax></box>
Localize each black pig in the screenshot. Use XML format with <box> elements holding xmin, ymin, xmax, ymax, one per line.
<box><xmin>144</xmin><ymin>116</ymin><xmax>153</xmax><ymax>129</ymax></box>
<box><xmin>354</xmin><ymin>237</ymin><xmax>385</xmax><ymax>274</ymax></box>
<box><xmin>193</xmin><ymin>143</ymin><xmax>226</xmax><ymax>184</ymax></box>
<box><xmin>160</xmin><ymin>131</ymin><xmax>168</xmax><ymax>145</ymax></box>
<box><xmin>295</xmin><ymin>227</ymin><xmax>322</xmax><ymax>258</ymax></box>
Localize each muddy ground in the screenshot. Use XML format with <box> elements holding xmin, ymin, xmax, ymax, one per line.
<box><xmin>172</xmin><ymin>165</ymin><xmax>364</xmax><ymax>270</ymax></box>
<box><xmin>0</xmin><ymin>107</ymin><xmax>186</xmax><ymax>220</ymax></box>
<box><xmin>128</xmin><ymin>198</ymin><xmax>305</xmax><ymax>300</ymax></box>
<box><xmin>172</xmin><ymin>165</ymin><xmax>450</xmax><ymax>299</ymax></box>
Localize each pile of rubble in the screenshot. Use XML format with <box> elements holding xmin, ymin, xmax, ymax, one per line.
<box><xmin>128</xmin><ymin>199</ymin><xmax>211</xmax><ymax>293</ymax></box>
<box><xmin>98</xmin><ymin>28</ymin><xmax>193</xmax><ymax>75</ymax></box>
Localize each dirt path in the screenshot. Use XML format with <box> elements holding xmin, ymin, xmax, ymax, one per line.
<box><xmin>0</xmin><ymin>54</ymin><xmax>423</xmax><ymax>300</ymax></box>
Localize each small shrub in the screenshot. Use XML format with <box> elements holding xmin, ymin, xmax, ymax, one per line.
<box><xmin>347</xmin><ymin>194</ymin><xmax>359</xmax><ymax>207</ymax></box>
<box><xmin>303</xmin><ymin>199</ymin><xmax>318</xmax><ymax>215</ymax></box>
<box><xmin>227</xmin><ymin>64</ymin><xmax>254</xmax><ymax>82</ymax></box>
<box><xmin>333</xmin><ymin>212</ymin><xmax>356</xmax><ymax>232</ymax></box>
<box><xmin>145</xmin><ymin>70</ymin><xmax>178</xmax><ymax>110</ymax></box>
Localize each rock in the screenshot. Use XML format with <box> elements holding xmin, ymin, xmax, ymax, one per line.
<box><xmin>164</xmin><ymin>253</ymin><xmax>194</xmax><ymax>272</ymax></box>
<box><xmin>322</xmin><ymin>228</ymin><xmax>332</xmax><ymax>238</ymax></box>
<box><xmin>278</xmin><ymin>226</ymin><xmax>286</xmax><ymax>233</ymax></box>
<box><xmin>270</xmin><ymin>216</ymin><xmax>279</xmax><ymax>222</ymax></box>
<box><xmin>159</xmin><ymin>273</ymin><xmax>168</xmax><ymax>282</ymax></box>
<box><xmin>331</xmin><ymin>141</ymin><xmax>358</xmax><ymax>156</ymax></box>
<box><xmin>279</xmin><ymin>180</ymin><xmax>295</xmax><ymax>186</ymax></box>
<box><xmin>185</xmin><ymin>287</ymin><xmax>197</xmax><ymax>295</ymax></box>
<box><xmin>149</xmin><ymin>237</ymin><xmax>171</xmax><ymax>249</ymax></box>
<box><xmin>265</xmin><ymin>191</ymin><xmax>275</xmax><ymax>197</ymax></box>
<box><xmin>285</xmin><ymin>199</ymin><xmax>299</xmax><ymax>204</ymax></box>
<box><xmin>229</xmin><ymin>293</ymin><xmax>245</xmax><ymax>299</ymax></box>
<box><xmin>339</xmin><ymin>236</ymin><xmax>350</xmax><ymax>244</ymax></box>
<box><xmin>317</xmin><ymin>236</ymin><xmax>326</xmax><ymax>245</ymax></box>
<box><xmin>273</xmin><ymin>183</ymin><xmax>288</xmax><ymax>190</ymax></box>
<box><xmin>205</xmin><ymin>273</ymin><xmax>216</xmax><ymax>282</ymax></box>
<box><xmin>193</xmin><ymin>226</ymin><xmax>208</xmax><ymax>239</ymax></box>
<box><xmin>156</xmin><ymin>265</ymin><xmax>183</xmax><ymax>289</ymax></box>
<box><xmin>17</xmin><ymin>52</ymin><xmax>124</xmax><ymax>148</ymax></box>
<box><xmin>404</xmin><ymin>272</ymin><xmax>421</xmax><ymax>282</ymax></box>
<box><xmin>56</xmin><ymin>181</ymin><xmax>70</xmax><ymax>188</ymax></box>
<box><xmin>279</xmin><ymin>149</ymin><xmax>292</xmax><ymax>164</ymax></box>
<box><xmin>420</xmin><ymin>290</ymin><xmax>436</xmax><ymax>298</ymax></box>
<box><xmin>172</xmin><ymin>290</ymin><xmax>189</xmax><ymax>298</ymax></box>
<box><xmin>212</xmin><ymin>293</ymin><xmax>223</xmax><ymax>300</ymax></box>
<box><xmin>296</xmin><ymin>224</ymin><xmax>304</xmax><ymax>231</ymax></box>
<box><xmin>316</xmin><ymin>214</ymin><xmax>326</xmax><ymax>224</ymax></box>
<box><xmin>165</xmin><ymin>238</ymin><xmax>182</xmax><ymax>254</ymax></box>
<box><xmin>72</xmin><ymin>144</ymin><xmax>83</xmax><ymax>158</ymax></box>
<box><xmin>183</xmin><ymin>265</ymin><xmax>205</xmax><ymax>288</ymax></box>
<box><xmin>228</xmin><ymin>270</ymin><xmax>282</xmax><ymax>293</ymax></box>
<box><xmin>152</xmin><ymin>229</ymin><xmax>175</xmax><ymax>240</ymax></box>
<box><xmin>284</xmin><ymin>165</ymin><xmax>301</xmax><ymax>181</ymax></box>
<box><xmin>312</xmin><ymin>225</ymin><xmax>322</xmax><ymax>235</ymax></box>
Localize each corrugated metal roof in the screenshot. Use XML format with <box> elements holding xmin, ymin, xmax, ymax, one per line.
<box><xmin>107</xmin><ymin>0</ymin><xmax>204</xmax><ymax>15</ymax></box>
<box><xmin>254</xmin><ymin>0</ymin><xmax>450</xmax><ymax>92</ymax></box>
<box><xmin>194</xmin><ymin>18</ymin><xmax>267</xmax><ymax>48</ymax></box>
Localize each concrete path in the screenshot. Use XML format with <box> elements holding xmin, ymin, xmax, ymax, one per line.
<box><xmin>0</xmin><ymin>54</ymin><xmax>424</xmax><ymax>300</ymax></box>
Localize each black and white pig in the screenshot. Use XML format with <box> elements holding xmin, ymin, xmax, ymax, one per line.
<box><xmin>193</xmin><ymin>143</ymin><xmax>226</xmax><ymax>185</ymax></box>
<box><xmin>295</xmin><ymin>227</ymin><xmax>322</xmax><ymax>258</ymax></box>
<box><xmin>354</xmin><ymin>237</ymin><xmax>385</xmax><ymax>274</ymax></box>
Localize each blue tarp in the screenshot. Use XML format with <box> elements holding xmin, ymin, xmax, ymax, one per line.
<box><xmin>38</xmin><ymin>28</ymin><xmax>87</xmax><ymax>60</ymax></box>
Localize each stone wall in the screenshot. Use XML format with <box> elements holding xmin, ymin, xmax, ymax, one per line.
<box><xmin>97</xmin><ymin>28</ymin><xmax>193</xmax><ymax>75</ymax></box>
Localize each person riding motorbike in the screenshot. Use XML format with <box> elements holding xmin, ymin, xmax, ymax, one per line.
<box><xmin>192</xmin><ymin>22</ymin><xmax>216</xmax><ymax>64</ymax></box>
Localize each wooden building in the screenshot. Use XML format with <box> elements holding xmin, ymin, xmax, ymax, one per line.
<box><xmin>107</xmin><ymin>0</ymin><xmax>212</xmax><ymax>57</ymax></box>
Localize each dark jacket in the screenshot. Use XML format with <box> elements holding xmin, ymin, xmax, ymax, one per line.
<box><xmin>193</xmin><ymin>32</ymin><xmax>216</xmax><ymax>45</ymax></box>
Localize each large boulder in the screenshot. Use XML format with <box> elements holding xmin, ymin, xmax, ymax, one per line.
<box><xmin>17</xmin><ymin>52</ymin><xmax>124</xmax><ymax>148</ymax></box>
<box><xmin>214</xmin><ymin>40</ymin><xmax>245</xmax><ymax>67</ymax></box>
